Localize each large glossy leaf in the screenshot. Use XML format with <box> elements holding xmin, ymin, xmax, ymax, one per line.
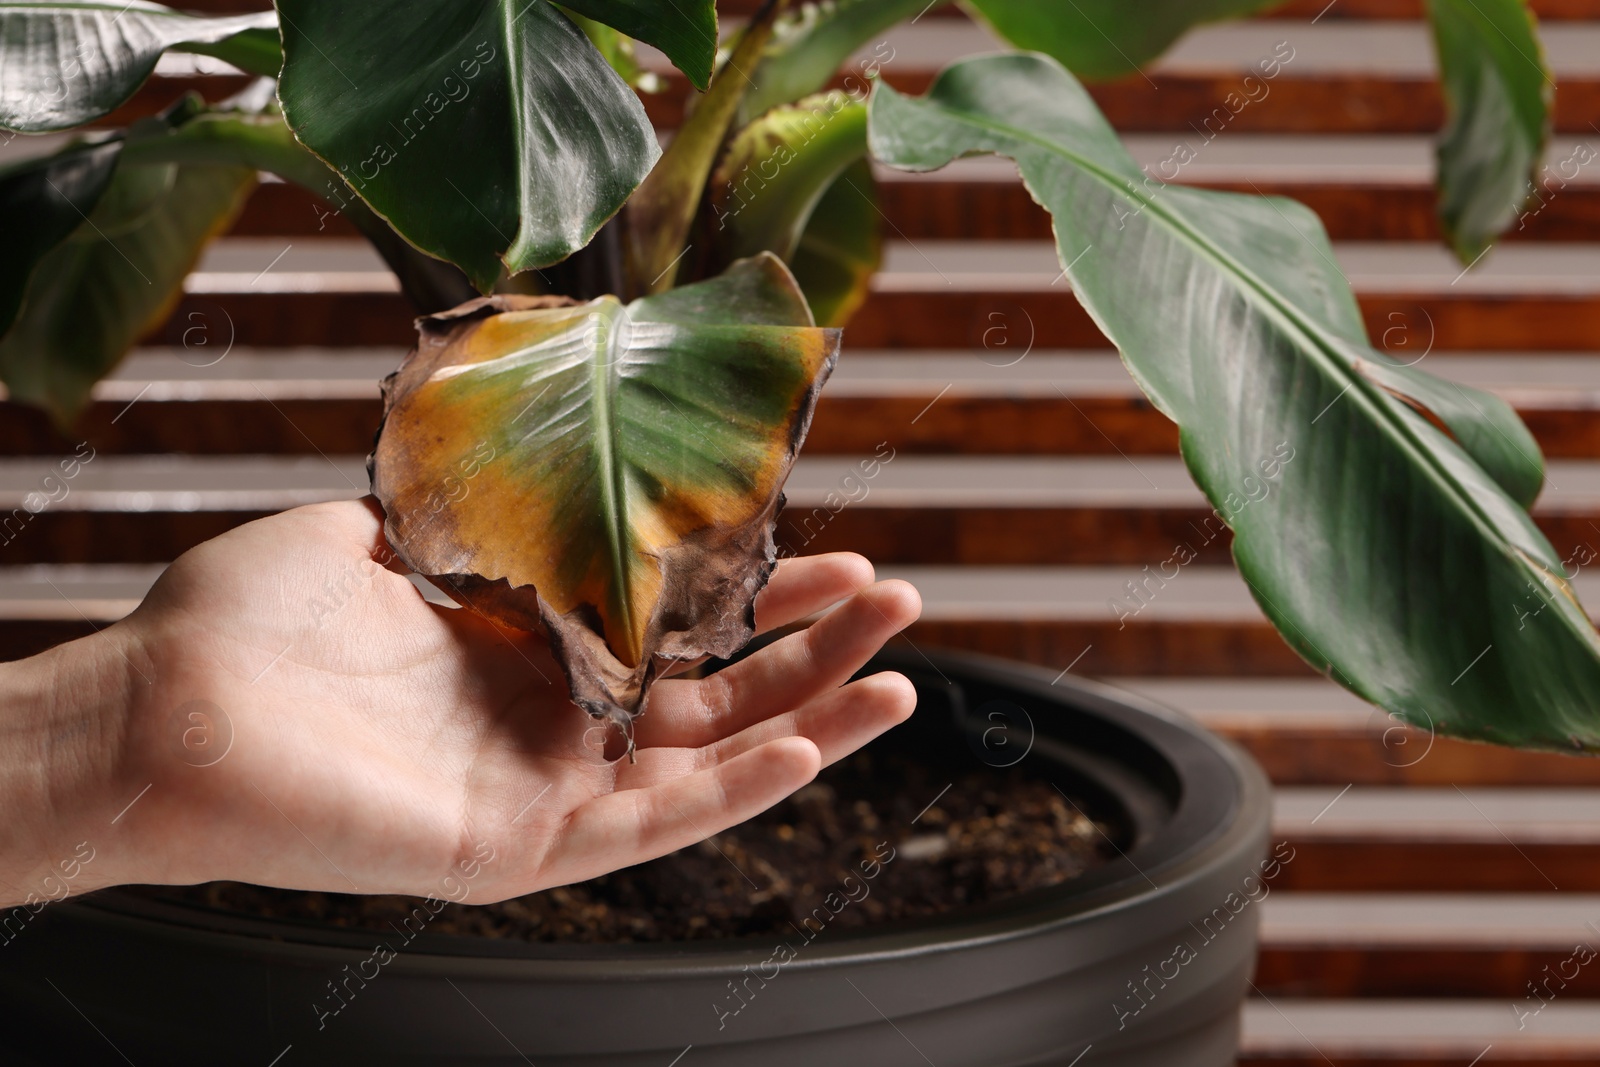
<box><xmin>961</xmin><ymin>0</ymin><xmax>1282</xmax><ymax>81</ymax></box>
<box><xmin>559</xmin><ymin>0</ymin><xmax>716</xmax><ymax>89</ymax></box>
<box><xmin>276</xmin><ymin>0</ymin><xmax>660</xmax><ymax>292</ymax></box>
<box><xmin>0</xmin><ymin>155</ymin><xmax>254</xmax><ymax>422</ymax></box>
<box><xmin>1426</xmin><ymin>0</ymin><xmax>1551</xmax><ymax>264</ymax></box>
<box><xmin>0</xmin><ymin>1</ymin><xmax>277</xmax><ymax>131</ymax></box>
<box><xmin>369</xmin><ymin>255</ymin><xmax>839</xmax><ymax>729</ymax></box>
<box><xmin>868</xmin><ymin>55</ymin><xmax>1600</xmax><ymax>752</ymax></box>
<box><xmin>560</xmin><ymin>9</ymin><xmax>660</xmax><ymax>91</ymax></box>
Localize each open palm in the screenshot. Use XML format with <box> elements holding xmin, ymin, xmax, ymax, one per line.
<box><xmin>105</xmin><ymin>499</ymin><xmax>920</xmax><ymax>904</ymax></box>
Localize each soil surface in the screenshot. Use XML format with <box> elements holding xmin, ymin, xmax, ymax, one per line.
<box><xmin>140</xmin><ymin>748</ymin><xmax>1114</xmax><ymax>944</ymax></box>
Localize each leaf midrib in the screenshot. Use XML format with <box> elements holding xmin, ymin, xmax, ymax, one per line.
<box><xmin>590</xmin><ymin>300</ymin><xmax>636</xmax><ymax>661</ymax></box>
<box><xmin>917</xmin><ymin>90</ymin><xmax>1536</xmax><ymax>570</ymax></box>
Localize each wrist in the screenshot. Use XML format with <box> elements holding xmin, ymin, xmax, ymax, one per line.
<box><xmin>0</xmin><ymin>625</ymin><xmax>151</xmax><ymax>908</ymax></box>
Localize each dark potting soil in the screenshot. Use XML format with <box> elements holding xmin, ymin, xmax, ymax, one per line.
<box><xmin>137</xmin><ymin>748</ymin><xmax>1115</xmax><ymax>945</ymax></box>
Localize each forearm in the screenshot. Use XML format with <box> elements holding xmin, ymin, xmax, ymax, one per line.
<box><xmin>0</xmin><ymin>628</ymin><xmax>144</xmax><ymax>909</ymax></box>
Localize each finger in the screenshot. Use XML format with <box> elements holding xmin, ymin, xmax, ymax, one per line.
<box><xmin>634</xmin><ymin>579</ymin><xmax>921</xmax><ymax>750</ymax></box>
<box><xmin>616</xmin><ymin>671</ymin><xmax>916</xmax><ymax>790</ymax></box>
<box><xmin>536</xmin><ymin>737</ymin><xmax>821</xmax><ymax>889</ymax></box>
<box><xmin>753</xmin><ymin>553</ymin><xmax>876</xmax><ymax>635</ymax></box>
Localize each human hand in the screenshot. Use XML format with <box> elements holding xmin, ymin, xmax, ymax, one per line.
<box><xmin>0</xmin><ymin>499</ymin><xmax>920</xmax><ymax>906</ymax></box>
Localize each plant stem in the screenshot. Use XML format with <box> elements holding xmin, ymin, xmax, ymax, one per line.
<box><xmin>624</xmin><ymin>0</ymin><xmax>791</xmax><ymax>296</ymax></box>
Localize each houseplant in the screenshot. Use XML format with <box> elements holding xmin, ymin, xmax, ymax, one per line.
<box><xmin>0</xmin><ymin>0</ymin><xmax>1583</xmax><ymax>1062</ymax></box>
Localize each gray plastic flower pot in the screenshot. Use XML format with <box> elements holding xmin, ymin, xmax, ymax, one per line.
<box><xmin>0</xmin><ymin>648</ymin><xmax>1271</xmax><ymax>1066</ymax></box>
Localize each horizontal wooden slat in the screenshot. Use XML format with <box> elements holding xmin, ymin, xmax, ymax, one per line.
<box><xmin>1257</xmin><ymin>943</ymin><xmax>1600</xmax><ymax>1000</ymax></box>
<box><xmin>908</xmin><ymin>617</ymin><xmax>1313</xmax><ymax>676</ymax></box>
<box><xmin>162</xmin><ymin>237</ymin><xmax>1600</xmax><ymax>352</ymax></box>
<box><xmin>811</xmin><ymin>394</ymin><xmax>1600</xmax><ymax>459</ymax></box>
<box><xmin>631</xmin><ymin>20</ymin><xmax>1600</xmax><ymax>133</ymax></box>
<box><xmin>148</xmin><ymin>285</ymin><xmax>1600</xmax><ymax>351</ymax></box>
<box><xmin>852</xmin><ymin>288</ymin><xmax>1600</xmax><ymax>352</ymax></box>
<box><xmin>126</xmin><ymin>21</ymin><xmax>1600</xmax><ymax>141</ymax></box>
<box><xmin>645</xmin><ymin>66</ymin><xmax>1600</xmax><ymax>135</ymax></box>
<box><xmin>12</xmin><ymin>454</ymin><xmax>1600</xmax><ymax>567</ymax></box>
<box><xmin>230</xmin><ymin>182</ymin><xmax>361</xmax><ymax>238</ymax></box>
<box><xmin>1273</xmin><ymin>786</ymin><xmax>1600</xmax><ymax>892</ymax></box>
<box><xmin>1271</xmin><ymin>0</ymin><xmax>1600</xmax><ymax>16</ymax></box>
<box><xmin>798</xmin><ymin>507</ymin><xmax>1600</xmax><ymax>567</ymax></box>
<box><xmin>222</xmin><ymin>166</ymin><xmax>1600</xmax><ymax>244</ymax></box>
<box><xmin>1257</xmin><ymin>893</ymin><xmax>1600</xmax><ymax>998</ymax></box>
<box><xmin>1275</xmin><ymin>838</ymin><xmax>1600</xmax><ymax>891</ymax></box>
<box><xmin>1240</xmin><ymin>999</ymin><xmax>1600</xmax><ymax>1064</ymax></box>
<box><xmin>1219</xmin><ymin>722</ymin><xmax>1600</xmax><ymax>786</ymax></box>
<box><xmin>161</xmin><ymin>291</ymin><xmax>414</xmax><ymax>346</ymax></box>
<box><xmin>647</xmin><ymin>73</ymin><xmax>1600</xmax><ymax>139</ymax></box>
<box><xmin>875</xmin><ymin>172</ymin><xmax>1600</xmax><ymax>244</ymax></box>
<box><xmin>1118</xmin><ymin>677</ymin><xmax>1600</xmax><ymax>785</ymax></box>
<box><xmin>15</xmin><ymin>351</ymin><xmax>1600</xmax><ymax>458</ymax></box>
<box><xmin>722</xmin><ymin>0</ymin><xmax>1600</xmax><ymax>14</ymax></box>
<box><xmin>1091</xmin><ymin>74</ymin><xmax>1600</xmax><ymax>135</ymax></box>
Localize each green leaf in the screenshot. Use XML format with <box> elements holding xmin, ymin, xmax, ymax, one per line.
<box><xmin>734</xmin><ymin>0</ymin><xmax>930</xmax><ymax>128</ymax></box>
<box><xmin>788</xmin><ymin>156</ymin><xmax>880</xmax><ymax>327</ymax></box>
<box><xmin>711</xmin><ymin>92</ymin><xmax>868</xmax><ymax>264</ymax></box>
<box><xmin>868</xmin><ymin>54</ymin><xmax>1600</xmax><ymax>752</ymax></box>
<box><xmin>117</xmin><ymin>108</ymin><xmax>479</xmax><ymax>313</ymax></box>
<box><xmin>1426</xmin><ymin>0</ymin><xmax>1552</xmax><ymax>265</ymax></box>
<box><xmin>276</xmin><ymin>0</ymin><xmax>660</xmax><ymax>292</ymax></box>
<box><xmin>1353</xmin><ymin>352</ymin><xmax>1543</xmax><ymax>508</ymax></box>
<box><xmin>559</xmin><ymin>0</ymin><xmax>716</xmax><ymax>90</ymax></box>
<box><xmin>626</xmin><ymin>7</ymin><xmax>782</xmax><ymax>294</ymax></box>
<box><xmin>707</xmin><ymin>91</ymin><xmax>879</xmax><ymax>325</ymax></box>
<box><xmin>370</xmin><ymin>254</ymin><xmax>839</xmax><ymax>726</ymax></box>
<box><xmin>0</xmin><ymin>135</ymin><xmax>121</xmax><ymax>339</ymax></box>
<box><xmin>180</xmin><ymin>25</ymin><xmax>283</xmax><ymax>79</ymax></box>
<box><xmin>961</xmin><ymin>0</ymin><xmax>1282</xmax><ymax>81</ymax></box>
<box><xmin>0</xmin><ymin>157</ymin><xmax>254</xmax><ymax>423</ymax></box>
<box><xmin>559</xmin><ymin>9</ymin><xmax>660</xmax><ymax>92</ymax></box>
<box><xmin>0</xmin><ymin>1</ymin><xmax>278</xmax><ymax>131</ymax></box>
